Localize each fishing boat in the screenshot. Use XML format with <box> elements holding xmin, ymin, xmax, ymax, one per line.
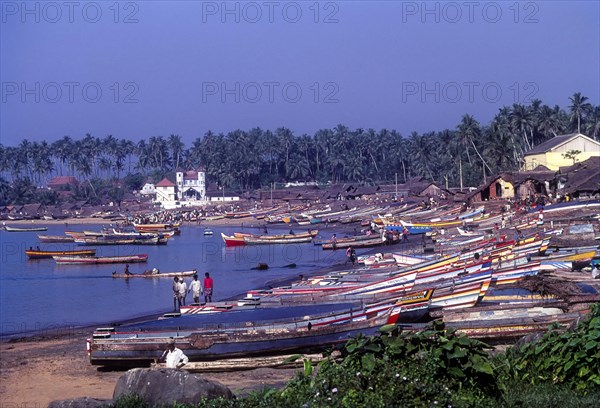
<box><xmin>221</xmin><ymin>233</ymin><xmax>246</xmax><ymax>247</ymax></box>
<box><xmin>26</xmin><ymin>248</ymin><xmax>96</xmax><ymax>259</ymax></box>
<box><xmin>37</xmin><ymin>234</ymin><xmax>76</xmax><ymax>243</ymax></box>
<box><xmin>4</xmin><ymin>225</ymin><xmax>48</xmax><ymax>232</ymax></box>
<box><xmin>54</xmin><ymin>254</ymin><xmax>148</xmax><ymax>265</ymax></box>
<box><xmin>244</xmin><ymin>235</ymin><xmax>314</xmax><ymax>245</ymax></box>
<box><xmin>321</xmin><ymin>236</ymin><xmax>386</xmax><ymax>250</ymax></box>
<box><xmin>242</xmin><ymin>230</ymin><xmax>319</xmax><ymax>245</ymax></box>
<box><xmin>112</xmin><ymin>270</ymin><xmax>196</xmax><ymax>278</ymax></box>
<box><xmin>75</xmin><ymin>236</ymin><xmax>168</xmax><ymax>245</ymax></box>
<box><xmin>87</xmin><ymin>300</ymin><xmax>394</xmax><ymax>366</ymax></box>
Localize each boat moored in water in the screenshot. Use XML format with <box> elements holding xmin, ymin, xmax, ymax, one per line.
<box><xmin>54</xmin><ymin>254</ymin><xmax>148</xmax><ymax>264</ymax></box>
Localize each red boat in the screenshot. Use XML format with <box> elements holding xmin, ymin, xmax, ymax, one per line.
<box><xmin>221</xmin><ymin>233</ymin><xmax>246</xmax><ymax>247</ymax></box>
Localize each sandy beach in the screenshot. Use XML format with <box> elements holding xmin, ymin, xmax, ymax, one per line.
<box><xmin>0</xmin><ymin>329</ymin><xmax>300</xmax><ymax>406</ymax></box>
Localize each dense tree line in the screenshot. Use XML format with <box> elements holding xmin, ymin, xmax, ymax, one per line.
<box><xmin>0</xmin><ymin>92</ymin><xmax>598</xmax><ymax>205</ymax></box>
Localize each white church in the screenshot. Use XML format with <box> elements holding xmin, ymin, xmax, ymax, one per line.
<box><xmin>145</xmin><ymin>169</ymin><xmax>238</xmax><ymax>209</ymax></box>
<box><xmin>154</xmin><ymin>169</ymin><xmax>206</xmax><ymax>208</ymax></box>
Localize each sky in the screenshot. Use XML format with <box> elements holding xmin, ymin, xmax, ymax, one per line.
<box><xmin>1</xmin><ymin>0</ymin><xmax>599</xmax><ymax>145</ymax></box>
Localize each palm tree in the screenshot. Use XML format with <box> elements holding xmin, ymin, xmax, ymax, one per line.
<box><xmin>510</xmin><ymin>104</ymin><xmax>534</xmax><ymax>150</ymax></box>
<box><xmin>168</xmin><ymin>134</ymin><xmax>185</xmax><ymax>170</ymax></box>
<box><xmin>456</xmin><ymin>114</ymin><xmax>492</xmax><ymax>182</ymax></box>
<box><xmin>51</xmin><ymin>136</ymin><xmax>73</xmax><ymax>176</ymax></box>
<box><xmin>408</xmin><ymin>132</ymin><xmax>435</xmax><ymax>181</ymax></box>
<box><xmin>584</xmin><ymin>106</ymin><xmax>600</xmax><ymax>140</ymax></box>
<box><xmin>568</xmin><ymin>92</ymin><xmax>592</xmax><ymax>134</ymax></box>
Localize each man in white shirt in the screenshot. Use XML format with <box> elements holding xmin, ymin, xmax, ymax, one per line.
<box><xmin>162</xmin><ymin>338</ymin><xmax>189</xmax><ymax>369</ymax></box>
<box><xmin>178</xmin><ymin>277</ymin><xmax>187</xmax><ymax>307</ymax></box>
<box><xmin>188</xmin><ymin>273</ymin><xmax>202</xmax><ymax>304</ymax></box>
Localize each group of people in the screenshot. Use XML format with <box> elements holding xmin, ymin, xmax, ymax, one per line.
<box><xmin>172</xmin><ymin>272</ymin><xmax>214</xmax><ymax>311</ymax></box>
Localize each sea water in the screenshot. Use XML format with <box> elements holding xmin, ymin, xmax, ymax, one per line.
<box><xmin>0</xmin><ymin>224</ymin><xmax>349</xmax><ymax>337</ymax></box>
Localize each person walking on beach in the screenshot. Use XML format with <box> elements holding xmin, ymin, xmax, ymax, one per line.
<box><xmin>346</xmin><ymin>247</ymin><xmax>356</xmax><ymax>265</ymax></box>
<box><xmin>161</xmin><ymin>338</ymin><xmax>188</xmax><ymax>369</ymax></box>
<box><xmin>188</xmin><ymin>273</ymin><xmax>202</xmax><ymax>304</ymax></box>
<box><xmin>203</xmin><ymin>272</ymin><xmax>214</xmax><ymax>303</ymax></box>
<box><xmin>172</xmin><ymin>277</ymin><xmax>181</xmax><ymax>311</ymax></box>
<box><xmin>178</xmin><ymin>276</ymin><xmax>187</xmax><ymax>307</ymax></box>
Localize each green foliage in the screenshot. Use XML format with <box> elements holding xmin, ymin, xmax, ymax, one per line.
<box><xmin>108</xmin><ymin>310</ymin><xmax>600</xmax><ymax>407</ymax></box>
<box><xmin>123</xmin><ymin>172</ymin><xmax>146</xmax><ymax>191</ymax></box>
<box><xmin>113</xmin><ymin>394</ymin><xmax>149</xmax><ymax>408</ymax></box>
<box><xmin>496</xmin><ymin>303</ymin><xmax>600</xmax><ymax>395</ymax></box>
<box><xmin>561</xmin><ymin>149</ymin><xmax>582</xmax><ymax>164</ymax></box>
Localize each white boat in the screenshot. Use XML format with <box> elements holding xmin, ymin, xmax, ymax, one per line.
<box><xmin>203</xmin><ymin>228</ymin><xmax>214</xmax><ymax>236</ymax></box>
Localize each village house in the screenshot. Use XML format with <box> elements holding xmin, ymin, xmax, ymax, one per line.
<box><xmin>523</xmin><ymin>133</ymin><xmax>600</xmax><ymax>171</ymax></box>
<box><xmin>468</xmin><ymin>156</ymin><xmax>600</xmax><ymax>202</ymax></box>
<box><xmin>47</xmin><ymin>176</ymin><xmax>79</xmax><ymax>191</ymax></box>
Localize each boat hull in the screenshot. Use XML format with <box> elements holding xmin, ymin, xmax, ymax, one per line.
<box><xmin>54</xmin><ymin>255</ymin><xmax>148</xmax><ymax>264</ymax></box>
<box><xmin>26</xmin><ymin>249</ymin><xmax>96</xmax><ymax>259</ymax></box>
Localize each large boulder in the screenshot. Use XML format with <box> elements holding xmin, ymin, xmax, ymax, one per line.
<box><xmin>48</xmin><ymin>397</ymin><xmax>111</xmax><ymax>408</ymax></box>
<box><xmin>113</xmin><ymin>368</ymin><xmax>234</xmax><ymax>405</ymax></box>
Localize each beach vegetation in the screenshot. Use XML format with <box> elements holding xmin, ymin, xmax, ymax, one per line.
<box><xmin>110</xmin><ymin>304</ymin><xmax>600</xmax><ymax>407</ymax></box>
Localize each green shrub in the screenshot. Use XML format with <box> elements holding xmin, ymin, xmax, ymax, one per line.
<box><xmin>496</xmin><ymin>303</ymin><xmax>600</xmax><ymax>394</ymax></box>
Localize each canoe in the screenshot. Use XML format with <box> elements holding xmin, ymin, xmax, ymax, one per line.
<box><xmin>76</xmin><ymin>236</ymin><xmax>167</xmax><ymax>245</ymax></box>
<box><xmin>322</xmin><ymin>236</ymin><xmax>386</xmax><ymax>250</ymax></box>
<box><xmin>26</xmin><ymin>249</ymin><xmax>96</xmax><ymax>259</ymax></box>
<box><xmin>37</xmin><ymin>235</ymin><xmax>76</xmax><ymax>243</ymax></box>
<box><xmin>4</xmin><ymin>226</ymin><xmax>48</xmax><ymax>232</ymax></box>
<box><xmin>244</xmin><ymin>235</ymin><xmax>314</xmax><ymax>245</ymax></box>
<box><xmin>133</xmin><ymin>222</ymin><xmax>180</xmax><ymax>230</ymax></box>
<box><xmin>53</xmin><ymin>254</ymin><xmax>148</xmax><ymax>264</ymax></box>
<box><xmin>112</xmin><ymin>270</ymin><xmax>197</xmax><ymax>278</ymax></box>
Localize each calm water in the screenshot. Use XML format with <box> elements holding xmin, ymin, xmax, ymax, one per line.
<box><xmin>0</xmin><ymin>224</ymin><xmax>350</xmax><ymax>336</ymax></box>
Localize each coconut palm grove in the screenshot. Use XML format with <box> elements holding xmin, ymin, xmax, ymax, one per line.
<box><xmin>0</xmin><ymin>92</ymin><xmax>598</xmax><ymax>207</ymax></box>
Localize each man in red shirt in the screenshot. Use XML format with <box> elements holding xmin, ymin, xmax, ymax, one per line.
<box><xmin>203</xmin><ymin>272</ymin><xmax>214</xmax><ymax>303</ymax></box>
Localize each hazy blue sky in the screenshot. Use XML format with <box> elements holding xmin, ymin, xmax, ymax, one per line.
<box><xmin>1</xmin><ymin>1</ymin><xmax>598</xmax><ymax>144</ymax></box>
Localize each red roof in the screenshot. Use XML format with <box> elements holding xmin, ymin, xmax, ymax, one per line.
<box><xmin>155</xmin><ymin>177</ymin><xmax>176</xmax><ymax>187</ymax></box>
<box><xmin>48</xmin><ymin>176</ymin><xmax>78</xmax><ymax>186</ymax></box>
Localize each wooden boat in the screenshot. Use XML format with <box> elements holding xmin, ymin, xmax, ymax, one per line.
<box><xmin>4</xmin><ymin>225</ymin><xmax>48</xmax><ymax>232</ymax></box>
<box><xmin>54</xmin><ymin>254</ymin><xmax>148</xmax><ymax>264</ymax></box>
<box><xmin>37</xmin><ymin>234</ymin><xmax>75</xmax><ymax>243</ymax></box>
<box><xmin>244</xmin><ymin>235</ymin><xmax>314</xmax><ymax>245</ymax></box>
<box><xmin>111</xmin><ymin>228</ymin><xmax>175</xmax><ymax>238</ymax></box>
<box><xmin>88</xmin><ymin>300</ymin><xmax>393</xmax><ymax>366</ymax></box>
<box><xmin>76</xmin><ymin>236</ymin><xmax>168</xmax><ymax>245</ymax></box>
<box><xmin>133</xmin><ymin>222</ymin><xmax>180</xmax><ymax>230</ymax></box>
<box><xmin>224</xmin><ymin>211</ymin><xmax>252</xmax><ymax>219</ymax></box>
<box><xmin>322</xmin><ymin>236</ymin><xmax>386</xmax><ymax>250</ymax></box>
<box><xmin>221</xmin><ymin>233</ymin><xmax>246</xmax><ymax>247</ymax></box>
<box><xmin>112</xmin><ymin>270</ymin><xmax>196</xmax><ymax>278</ymax></box>
<box><xmin>26</xmin><ymin>248</ymin><xmax>96</xmax><ymax>259</ymax></box>
<box><xmin>239</xmin><ymin>230</ymin><xmax>318</xmax><ymax>245</ymax></box>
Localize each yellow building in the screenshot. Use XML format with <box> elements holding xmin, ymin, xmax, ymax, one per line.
<box><xmin>523</xmin><ymin>133</ymin><xmax>600</xmax><ymax>171</ymax></box>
